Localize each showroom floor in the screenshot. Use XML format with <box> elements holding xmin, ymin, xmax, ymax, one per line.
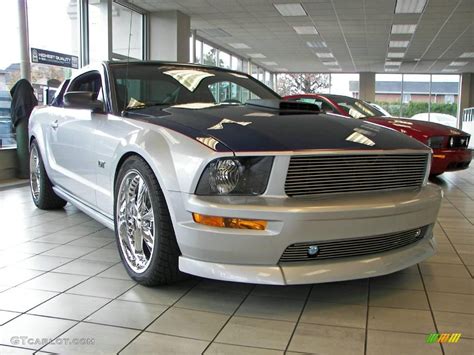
<box><xmin>0</xmin><ymin>169</ymin><xmax>473</xmax><ymax>355</ymax></box>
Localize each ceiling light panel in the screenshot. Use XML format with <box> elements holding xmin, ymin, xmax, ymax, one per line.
<box><xmin>459</xmin><ymin>52</ymin><xmax>474</xmax><ymax>58</ymax></box>
<box><xmin>442</xmin><ymin>68</ymin><xmax>458</xmax><ymax>72</ymax></box>
<box><xmin>323</xmin><ymin>61</ymin><xmax>339</xmax><ymax>66</ymax></box>
<box><xmin>391</xmin><ymin>24</ymin><xmax>417</xmax><ymax>34</ymax></box>
<box><xmin>385</xmin><ymin>61</ymin><xmax>402</xmax><ymax>66</ymax></box>
<box><xmin>395</xmin><ymin>0</ymin><xmax>427</xmax><ymax>14</ymax></box>
<box><xmin>262</xmin><ymin>61</ymin><xmax>278</xmax><ymax>66</ymax></box>
<box><xmin>387</xmin><ymin>52</ymin><xmax>405</xmax><ymax>58</ymax></box>
<box><xmin>293</xmin><ymin>26</ymin><xmax>318</xmax><ymax>35</ymax></box>
<box><xmin>276</xmin><ymin>68</ymin><xmax>288</xmax><ymax>71</ymax></box>
<box><xmin>248</xmin><ymin>53</ymin><xmax>266</xmax><ymax>58</ymax></box>
<box><xmin>389</xmin><ymin>41</ymin><xmax>410</xmax><ymax>47</ymax></box>
<box><xmin>449</xmin><ymin>61</ymin><xmax>468</xmax><ymax>66</ymax></box>
<box><xmin>306</xmin><ymin>41</ymin><xmax>327</xmax><ymax>48</ymax></box>
<box><xmin>274</xmin><ymin>3</ymin><xmax>307</xmax><ymax>16</ymax></box>
<box><xmin>385</xmin><ymin>68</ymin><xmax>399</xmax><ymax>72</ymax></box>
<box><xmin>228</xmin><ymin>43</ymin><xmax>250</xmax><ymax>49</ymax></box>
<box><xmin>316</xmin><ymin>52</ymin><xmax>334</xmax><ymax>58</ymax></box>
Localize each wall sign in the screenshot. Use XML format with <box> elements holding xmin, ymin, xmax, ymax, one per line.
<box><xmin>31</xmin><ymin>48</ymin><xmax>79</xmax><ymax>69</ymax></box>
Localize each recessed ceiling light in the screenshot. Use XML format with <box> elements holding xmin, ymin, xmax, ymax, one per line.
<box><xmin>449</xmin><ymin>61</ymin><xmax>468</xmax><ymax>66</ymax></box>
<box><xmin>330</xmin><ymin>68</ymin><xmax>342</xmax><ymax>71</ymax></box>
<box><xmin>274</xmin><ymin>3</ymin><xmax>307</xmax><ymax>16</ymax></box>
<box><xmin>247</xmin><ymin>53</ymin><xmax>266</xmax><ymax>58</ymax></box>
<box><xmin>261</xmin><ymin>61</ymin><xmax>278</xmax><ymax>66</ymax></box>
<box><xmin>228</xmin><ymin>43</ymin><xmax>250</xmax><ymax>49</ymax></box>
<box><xmin>391</xmin><ymin>24</ymin><xmax>417</xmax><ymax>34</ymax></box>
<box><xmin>385</xmin><ymin>61</ymin><xmax>402</xmax><ymax>66</ymax></box>
<box><xmin>323</xmin><ymin>61</ymin><xmax>339</xmax><ymax>66</ymax></box>
<box><xmin>389</xmin><ymin>41</ymin><xmax>410</xmax><ymax>48</ymax></box>
<box><xmin>276</xmin><ymin>68</ymin><xmax>288</xmax><ymax>72</ymax></box>
<box><xmin>442</xmin><ymin>68</ymin><xmax>458</xmax><ymax>72</ymax></box>
<box><xmin>395</xmin><ymin>0</ymin><xmax>427</xmax><ymax>14</ymax></box>
<box><xmin>306</xmin><ymin>41</ymin><xmax>327</xmax><ymax>48</ymax></box>
<box><xmin>387</xmin><ymin>52</ymin><xmax>405</xmax><ymax>58</ymax></box>
<box><xmin>316</xmin><ymin>52</ymin><xmax>334</xmax><ymax>58</ymax></box>
<box><xmin>293</xmin><ymin>26</ymin><xmax>318</xmax><ymax>35</ymax></box>
<box><xmin>385</xmin><ymin>68</ymin><xmax>399</xmax><ymax>72</ymax></box>
<box><xmin>459</xmin><ymin>52</ymin><xmax>474</xmax><ymax>58</ymax></box>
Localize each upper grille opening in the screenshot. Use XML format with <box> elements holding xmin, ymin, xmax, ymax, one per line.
<box><xmin>285</xmin><ymin>153</ymin><xmax>428</xmax><ymax>197</ymax></box>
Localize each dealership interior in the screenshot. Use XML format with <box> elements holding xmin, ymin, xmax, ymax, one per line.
<box><xmin>0</xmin><ymin>0</ymin><xmax>473</xmax><ymax>354</ymax></box>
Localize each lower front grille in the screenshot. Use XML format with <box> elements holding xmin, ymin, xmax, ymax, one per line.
<box><xmin>279</xmin><ymin>226</ymin><xmax>429</xmax><ymax>263</ymax></box>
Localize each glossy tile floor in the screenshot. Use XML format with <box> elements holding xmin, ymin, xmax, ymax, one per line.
<box><xmin>0</xmin><ymin>168</ymin><xmax>473</xmax><ymax>355</ymax></box>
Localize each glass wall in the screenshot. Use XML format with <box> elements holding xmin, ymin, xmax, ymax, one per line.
<box><xmin>0</xmin><ymin>0</ymin><xmax>20</xmax><ymax>148</ymax></box>
<box><xmin>28</xmin><ymin>0</ymin><xmax>79</xmax><ymax>98</ymax></box>
<box><xmin>112</xmin><ymin>3</ymin><xmax>143</xmax><ymax>60</ymax></box>
<box><xmin>375</xmin><ymin>74</ymin><xmax>460</xmax><ymax>127</ymax></box>
<box><xmin>191</xmin><ymin>37</ymin><xmax>275</xmax><ymax>89</ymax></box>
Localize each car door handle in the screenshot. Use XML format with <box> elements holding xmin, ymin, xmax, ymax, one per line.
<box><xmin>51</xmin><ymin>120</ymin><xmax>59</xmax><ymax>129</ymax></box>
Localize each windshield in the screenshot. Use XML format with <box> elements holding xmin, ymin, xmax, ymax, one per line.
<box><xmin>326</xmin><ymin>95</ymin><xmax>385</xmax><ymax>119</ymax></box>
<box><xmin>110</xmin><ymin>63</ymin><xmax>280</xmax><ymax>112</ymax></box>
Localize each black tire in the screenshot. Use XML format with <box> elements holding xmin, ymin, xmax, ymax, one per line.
<box><xmin>29</xmin><ymin>140</ymin><xmax>67</xmax><ymax>210</ymax></box>
<box><xmin>114</xmin><ymin>155</ymin><xmax>184</xmax><ymax>286</ymax></box>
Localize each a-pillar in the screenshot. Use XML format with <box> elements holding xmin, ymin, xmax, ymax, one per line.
<box><xmin>149</xmin><ymin>11</ymin><xmax>190</xmax><ymax>62</ymax></box>
<box><xmin>359</xmin><ymin>72</ymin><xmax>376</xmax><ymax>102</ymax></box>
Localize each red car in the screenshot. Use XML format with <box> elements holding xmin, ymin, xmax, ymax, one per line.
<box><xmin>284</xmin><ymin>94</ymin><xmax>472</xmax><ymax>176</ymax></box>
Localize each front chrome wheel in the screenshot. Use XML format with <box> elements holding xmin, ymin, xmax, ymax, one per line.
<box><xmin>30</xmin><ymin>144</ymin><xmax>41</xmax><ymax>202</ymax></box>
<box><xmin>116</xmin><ymin>170</ymin><xmax>155</xmax><ymax>273</ymax></box>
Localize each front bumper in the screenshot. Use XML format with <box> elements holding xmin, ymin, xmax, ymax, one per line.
<box><xmin>431</xmin><ymin>148</ymin><xmax>472</xmax><ymax>174</ymax></box>
<box><xmin>168</xmin><ymin>184</ymin><xmax>442</xmax><ymax>284</ymax></box>
<box><xmin>179</xmin><ymin>236</ymin><xmax>437</xmax><ymax>285</ymax></box>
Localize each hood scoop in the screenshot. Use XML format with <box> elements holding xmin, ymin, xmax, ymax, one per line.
<box><xmin>246</xmin><ymin>99</ymin><xmax>320</xmax><ymax>114</ymax></box>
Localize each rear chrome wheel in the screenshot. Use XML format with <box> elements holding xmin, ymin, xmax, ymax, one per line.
<box><xmin>29</xmin><ymin>140</ymin><xmax>67</xmax><ymax>210</ymax></box>
<box><xmin>117</xmin><ymin>170</ymin><xmax>155</xmax><ymax>273</ymax></box>
<box><xmin>30</xmin><ymin>144</ymin><xmax>41</xmax><ymax>203</ymax></box>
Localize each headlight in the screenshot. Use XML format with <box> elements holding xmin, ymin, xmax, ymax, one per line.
<box><xmin>427</xmin><ymin>136</ymin><xmax>445</xmax><ymax>149</ymax></box>
<box><xmin>196</xmin><ymin>157</ymin><xmax>274</xmax><ymax>195</ymax></box>
<box><xmin>449</xmin><ymin>137</ymin><xmax>454</xmax><ymax>147</ymax></box>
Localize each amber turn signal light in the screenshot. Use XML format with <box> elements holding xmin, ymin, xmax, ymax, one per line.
<box><xmin>192</xmin><ymin>213</ymin><xmax>267</xmax><ymax>230</ymax></box>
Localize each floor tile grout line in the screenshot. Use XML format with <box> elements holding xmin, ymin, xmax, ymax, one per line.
<box><xmin>417</xmin><ymin>264</ymin><xmax>445</xmax><ymax>355</ymax></box>
<box><xmin>363</xmin><ymin>278</ymin><xmax>371</xmax><ymax>355</ymax></box>
<box><xmin>283</xmin><ymin>284</ymin><xmax>314</xmax><ymax>353</ymax></box>
<box><xmin>443</xmin><ymin>194</ymin><xmax>474</xmax><ymax>226</ymax></box>
<box><xmin>199</xmin><ymin>284</ymin><xmax>257</xmax><ymax>354</ymax></box>
<box><xmin>116</xmin><ymin>278</ymin><xmax>203</xmax><ymax>354</ymax></box>
<box><xmin>33</xmin><ymin>272</ymin><xmax>139</xmax><ymax>353</ymax></box>
<box><xmin>437</xmin><ymin>222</ymin><xmax>474</xmax><ymax>278</ymax></box>
<box><xmin>0</xmin><ymin>236</ymin><xmax>132</xmax><ymax>336</ymax></box>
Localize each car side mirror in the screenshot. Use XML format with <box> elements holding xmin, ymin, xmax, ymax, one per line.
<box><xmin>64</xmin><ymin>91</ymin><xmax>104</xmax><ymax>113</ymax></box>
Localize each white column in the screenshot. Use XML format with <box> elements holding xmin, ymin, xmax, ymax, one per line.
<box><xmin>459</xmin><ymin>73</ymin><xmax>474</xmax><ymax>129</ymax></box>
<box><xmin>359</xmin><ymin>72</ymin><xmax>376</xmax><ymax>102</ymax></box>
<box><xmin>17</xmin><ymin>0</ymin><xmax>30</xmax><ymax>81</ymax></box>
<box><xmin>149</xmin><ymin>11</ymin><xmax>190</xmax><ymax>62</ymax></box>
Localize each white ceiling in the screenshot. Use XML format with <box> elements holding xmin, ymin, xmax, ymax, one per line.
<box><xmin>128</xmin><ymin>0</ymin><xmax>474</xmax><ymax>73</ymax></box>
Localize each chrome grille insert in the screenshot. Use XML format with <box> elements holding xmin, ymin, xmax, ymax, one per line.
<box><xmin>279</xmin><ymin>226</ymin><xmax>428</xmax><ymax>263</ymax></box>
<box><xmin>285</xmin><ymin>154</ymin><xmax>428</xmax><ymax>196</ymax></box>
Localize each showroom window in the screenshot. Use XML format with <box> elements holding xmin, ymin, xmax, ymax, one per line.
<box><xmin>112</xmin><ymin>2</ymin><xmax>143</xmax><ymax>60</ymax></box>
<box><xmin>375</xmin><ymin>74</ymin><xmax>460</xmax><ymax>126</ymax></box>
<box><xmin>0</xmin><ymin>0</ymin><xmax>20</xmax><ymax>148</ymax></box>
<box><xmin>28</xmin><ymin>0</ymin><xmax>80</xmax><ymax>101</ymax></box>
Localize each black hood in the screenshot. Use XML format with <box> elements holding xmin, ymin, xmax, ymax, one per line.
<box><xmin>128</xmin><ymin>101</ymin><xmax>429</xmax><ymax>153</ymax></box>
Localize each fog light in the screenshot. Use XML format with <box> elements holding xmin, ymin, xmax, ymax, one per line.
<box><xmin>192</xmin><ymin>213</ymin><xmax>267</xmax><ymax>230</ymax></box>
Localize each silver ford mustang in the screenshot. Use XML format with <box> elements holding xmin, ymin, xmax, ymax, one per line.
<box><xmin>29</xmin><ymin>61</ymin><xmax>442</xmax><ymax>286</ymax></box>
